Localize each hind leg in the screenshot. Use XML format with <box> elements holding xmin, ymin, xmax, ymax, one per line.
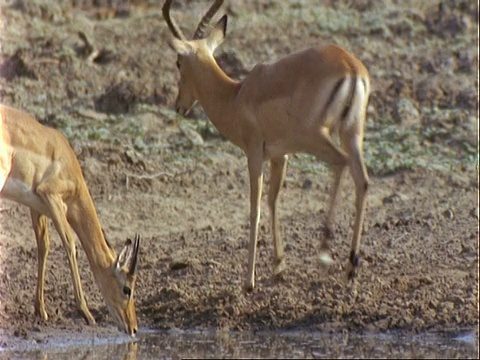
<box><xmin>312</xmin><ymin>128</ymin><xmax>349</xmax><ymax>265</ymax></box>
<box><xmin>342</xmin><ymin>133</ymin><xmax>369</xmax><ymax>280</ymax></box>
<box><xmin>321</xmin><ymin>163</ymin><xmax>347</xmax><ymax>264</ymax></box>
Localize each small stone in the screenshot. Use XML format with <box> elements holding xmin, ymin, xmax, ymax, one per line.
<box><xmin>179</xmin><ymin>121</ymin><xmax>204</xmax><ymax>146</ymax></box>
<box><xmin>442</xmin><ymin>208</ymin><xmax>454</xmax><ymax>220</ymax></box>
<box><xmin>170</xmin><ymin>260</ymin><xmax>190</xmax><ymax>270</ymax></box>
<box><xmin>319</xmin><ymin>252</ymin><xmax>334</xmax><ymax>266</ymax></box>
<box><xmin>302</xmin><ymin>178</ymin><xmax>313</xmax><ymax>190</ymax></box>
<box><xmin>393</xmin><ymin>98</ymin><xmax>420</xmax><ymax>127</ymax></box>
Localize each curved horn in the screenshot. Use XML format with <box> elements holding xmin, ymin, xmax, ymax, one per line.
<box><xmin>193</xmin><ymin>0</ymin><xmax>224</xmax><ymax>39</ymax></box>
<box><xmin>129</xmin><ymin>233</ymin><xmax>140</xmax><ymax>276</ymax></box>
<box><xmin>162</xmin><ymin>0</ymin><xmax>187</xmax><ymax>40</ymax></box>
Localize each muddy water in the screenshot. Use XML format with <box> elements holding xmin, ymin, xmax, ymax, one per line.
<box><xmin>0</xmin><ymin>328</ymin><xmax>478</xmax><ymax>359</ymax></box>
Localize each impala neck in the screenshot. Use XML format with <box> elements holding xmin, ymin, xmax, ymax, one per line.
<box><xmin>67</xmin><ymin>185</ymin><xmax>116</xmax><ymax>273</ymax></box>
<box><xmin>193</xmin><ymin>55</ymin><xmax>242</xmax><ymax>146</ymax></box>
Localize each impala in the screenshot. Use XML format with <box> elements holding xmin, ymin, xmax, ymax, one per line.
<box><xmin>0</xmin><ymin>104</ymin><xmax>140</xmax><ymax>336</ymax></box>
<box><xmin>162</xmin><ymin>0</ymin><xmax>370</xmax><ymax>291</ymax></box>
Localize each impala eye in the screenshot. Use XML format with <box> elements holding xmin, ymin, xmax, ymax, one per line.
<box><xmin>123</xmin><ymin>286</ymin><xmax>132</xmax><ymax>298</ymax></box>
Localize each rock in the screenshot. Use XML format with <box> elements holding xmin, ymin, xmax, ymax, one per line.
<box><xmin>95</xmin><ymin>83</ymin><xmax>136</xmax><ymax>114</ymax></box>
<box><xmin>456</xmin><ymin>49</ymin><xmax>476</xmax><ymax>73</ymax></box>
<box><xmin>170</xmin><ymin>260</ymin><xmax>190</xmax><ymax>271</ymax></box>
<box><xmin>416</xmin><ymin>77</ymin><xmax>444</xmax><ymax>105</ymax></box>
<box><xmin>0</xmin><ymin>50</ymin><xmax>37</xmax><ymax>81</ymax></box>
<box><xmin>393</xmin><ymin>98</ymin><xmax>420</xmax><ymax>127</ymax></box>
<box><xmin>442</xmin><ymin>208</ymin><xmax>454</xmax><ymax>220</ymax></box>
<box><xmin>456</xmin><ymin>88</ymin><xmax>477</xmax><ymax>109</ymax></box>
<box><xmin>75</xmin><ymin>108</ymin><xmax>109</xmax><ymax>122</ymax></box>
<box><xmin>179</xmin><ymin>121</ymin><xmax>204</xmax><ymax>147</ymax></box>
<box><xmin>302</xmin><ymin>178</ymin><xmax>313</xmax><ymax>190</ymax></box>
<box><xmin>82</xmin><ymin>157</ymin><xmax>104</xmax><ymax>179</ymax></box>
<box><xmin>382</xmin><ymin>192</ymin><xmax>408</xmax><ymax>205</ymax></box>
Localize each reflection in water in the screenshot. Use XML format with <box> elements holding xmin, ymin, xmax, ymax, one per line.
<box><xmin>0</xmin><ymin>341</ymin><xmax>138</xmax><ymax>360</ymax></box>
<box><xmin>0</xmin><ymin>329</ymin><xmax>478</xmax><ymax>359</ymax></box>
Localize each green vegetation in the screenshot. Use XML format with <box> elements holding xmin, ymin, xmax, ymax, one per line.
<box><xmin>54</xmin><ymin>105</ymin><xmax>477</xmax><ymax>178</ymax></box>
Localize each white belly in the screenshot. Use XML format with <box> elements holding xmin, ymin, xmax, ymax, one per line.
<box><xmin>0</xmin><ymin>177</ymin><xmax>49</xmax><ymax>215</ymax></box>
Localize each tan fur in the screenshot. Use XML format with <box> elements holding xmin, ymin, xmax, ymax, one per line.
<box><xmin>164</xmin><ymin>1</ymin><xmax>370</xmax><ymax>291</ymax></box>
<box><xmin>0</xmin><ymin>104</ymin><xmax>140</xmax><ymax>335</ymax></box>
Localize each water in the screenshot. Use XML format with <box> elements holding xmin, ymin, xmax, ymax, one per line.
<box><xmin>0</xmin><ymin>328</ymin><xmax>478</xmax><ymax>359</ymax></box>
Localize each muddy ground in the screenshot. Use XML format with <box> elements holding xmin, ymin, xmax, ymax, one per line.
<box><xmin>0</xmin><ymin>0</ymin><xmax>478</xmax><ymax>349</ymax></box>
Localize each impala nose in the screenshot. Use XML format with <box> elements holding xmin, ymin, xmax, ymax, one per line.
<box><xmin>124</xmin><ymin>322</ymin><xmax>138</xmax><ymax>337</ymax></box>
<box><xmin>113</xmin><ymin>310</ymin><xmax>137</xmax><ymax>337</ymax></box>
<box><xmin>130</xmin><ymin>326</ymin><xmax>138</xmax><ymax>337</ymax></box>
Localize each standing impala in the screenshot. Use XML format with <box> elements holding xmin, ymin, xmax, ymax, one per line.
<box><xmin>162</xmin><ymin>0</ymin><xmax>370</xmax><ymax>291</ymax></box>
<box><xmin>0</xmin><ymin>104</ymin><xmax>140</xmax><ymax>336</ymax></box>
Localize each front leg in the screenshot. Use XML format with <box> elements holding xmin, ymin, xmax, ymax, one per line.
<box><xmin>244</xmin><ymin>154</ymin><xmax>264</xmax><ymax>292</ymax></box>
<box><xmin>30</xmin><ymin>209</ymin><xmax>50</xmax><ymax>321</ymax></box>
<box><xmin>37</xmin><ymin>185</ymin><xmax>96</xmax><ymax>325</ymax></box>
<box><xmin>268</xmin><ymin>155</ymin><xmax>288</xmax><ymax>277</ymax></box>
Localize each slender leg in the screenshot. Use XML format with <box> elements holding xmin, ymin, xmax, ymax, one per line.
<box><xmin>36</xmin><ymin>186</ymin><xmax>96</xmax><ymax>325</ymax></box>
<box><xmin>312</xmin><ymin>128</ymin><xmax>349</xmax><ymax>265</ymax></box>
<box><xmin>344</xmin><ymin>134</ymin><xmax>369</xmax><ymax>280</ymax></box>
<box><xmin>30</xmin><ymin>209</ymin><xmax>50</xmax><ymax>321</ymax></box>
<box><xmin>326</xmin><ymin>164</ymin><xmax>346</xmax><ymax>236</ymax></box>
<box><xmin>244</xmin><ymin>155</ymin><xmax>264</xmax><ymax>292</ymax></box>
<box><xmin>268</xmin><ymin>155</ymin><xmax>288</xmax><ymax>276</ymax></box>
<box><xmin>320</xmin><ymin>164</ymin><xmax>347</xmax><ymax>264</ymax></box>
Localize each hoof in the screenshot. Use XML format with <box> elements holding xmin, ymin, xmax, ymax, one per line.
<box><xmin>273</xmin><ymin>258</ymin><xmax>287</xmax><ymax>277</ymax></box>
<box><xmin>35</xmin><ymin>308</ymin><xmax>49</xmax><ymax>321</ymax></box>
<box><xmin>347</xmin><ymin>267</ymin><xmax>356</xmax><ymax>281</ymax></box>
<box><xmin>82</xmin><ymin>311</ymin><xmax>96</xmax><ymax>326</ymax></box>
<box><xmin>243</xmin><ymin>281</ymin><xmax>254</xmax><ymax>293</ymax></box>
<box><xmin>346</xmin><ymin>256</ymin><xmax>360</xmax><ymax>281</ymax></box>
<box><xmin>323</xmin><ymin>226</ymin><xmax>335</xmax><ymax>240</ymax></box>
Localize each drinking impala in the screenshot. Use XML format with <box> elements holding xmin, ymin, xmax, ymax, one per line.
<box><xmin>0</xmin><ymin>104</ymin><xmax>140</xmax><ymax>336</ymax></box>
<box><xmin>162</xmin><ymin>0</ymin><xmax>370</xmax><ymax>291</ymax></box>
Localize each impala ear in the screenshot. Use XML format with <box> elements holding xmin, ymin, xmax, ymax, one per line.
<box><xmin>206</xmin><ymin>14</ymin><xmax>227</xmax><ymax>52</ymax></box>
<box><xmin>116</xmin><ymin>234</ymin><xmax>140</xmax><ymax>276</ymax></box>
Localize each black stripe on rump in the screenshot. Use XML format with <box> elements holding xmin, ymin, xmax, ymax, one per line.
<box><xmin>319</xmin><ymin>77</ymin><xmax>346</xmax><ymax>121</ymax></box>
